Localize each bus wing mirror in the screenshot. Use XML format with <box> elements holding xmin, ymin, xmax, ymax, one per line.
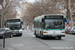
<box><xmin>42</xmin><ymin>19</ymin><xmax>44</xmax><ymax>22</ymax></box>
<box><xmin>64</xmin><ymin>18</ymin><xmax>66</xmax><ymax>22</ymax></box>
<box><xmin>21</xmin><ymin>22</ymin><xmax>23</xmax><ymax>24</ymax></box>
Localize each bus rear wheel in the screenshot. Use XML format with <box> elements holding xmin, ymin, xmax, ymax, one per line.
<box><xmin>35</xmin><ymin>34</ymin><xmax>38</xmax><ymax>38</ymax></box>
<box><xmin>40</xmin><ymin>33</ymin><xmax>44</xmax><ymax>39</ymax></box>
<box><xmin>34</xmin><ymin>31</ymin><xmax>38</xmax><ymax>38</ymax></box>
<box><xmin>58</xmin><ymin>37</ymin><xmax>61</xmax><ymax>40</ymax></box>
<box><xmin>10</xmin><ymin>34</ymin><xmax>13</xmax><ymax>38</ymax></box>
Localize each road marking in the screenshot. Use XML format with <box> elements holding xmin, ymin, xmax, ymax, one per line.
<box><xmin>63</xmin><ymin>38</ymin><xmax>75</xmax><ymax>41</ymax></box>
<box><xmin>67</xmin><ymin>39</ymin><xmax>75</xmax><ymax>41</ymax></box>
<box><xmin>7</xmin><ymin>47</ymin><xmax>14</xmax><ymax>50</ymax></box>
<box><xmin>11</xmin><ymin>44</ymin><xmax>24</xmax><ymax>47</ymax></box>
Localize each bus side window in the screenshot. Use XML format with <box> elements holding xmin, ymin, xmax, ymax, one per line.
<box><xmin>37</xmin><ymin>22</ymin><xmax>41</xmax><ymax>28</ymax></box>
<box><xmin>64</xmin><ymin>18</ymin><xmax>66</xmax><ymax>22</ymax></box>
<box><xmin>34</xmin><ymin>22</ymin><xmax>37</xmax><ymax>28</ymax></box>
<box><xmin>41</xmin><ymin>23</ymin><xmax>43</xmax><ymax>28</ymax></box>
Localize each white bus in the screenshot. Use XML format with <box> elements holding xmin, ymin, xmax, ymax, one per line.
<box><xmin>34</xmin><ymin>14</ymin><xmax>66</xmax><ymax>39</ymax></box>
<box><xmin>5</xmin><ymin>19</ymin><xmax>23</xmax><ymax>36</ymax></box>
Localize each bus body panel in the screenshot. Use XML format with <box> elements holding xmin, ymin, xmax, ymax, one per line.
<box><xmin>43</xmin><ymin>29</ymin><xmax>65</xmax><ymax>37</ymax></box>
<box><xmin>34</xmin><ymin>29</ymin><xmax>65</xmax><ymax>37</ymax></box>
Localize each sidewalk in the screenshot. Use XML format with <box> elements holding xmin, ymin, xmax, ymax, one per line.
<box><xmin>0</xmin><ymin>39</ymin><xmax>8</xmax><ymax>50</ymax></box>
<box><xmin>0</xmin><ymin>39</ymin><xmax>3</xmax><ymax>47</ymax></box>
<box><xmin>0</xmin><ymin>47</ymin><xmax>8</xmax><ymax>50</ymax></box>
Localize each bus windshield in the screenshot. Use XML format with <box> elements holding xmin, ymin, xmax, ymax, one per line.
<box><xmin>10</xmin><ymin>24</ymin><xmax>21</xmax><ymax>30</ymax></box>
<box><xmin>7</xmin><ymin>23</ymin><xmax>21</xmax><ymax>30</ymax></box>
<box><xmin>45</xmin><ymin>19</ymin><xmax>64</xmax><ymax>29</ymax></box>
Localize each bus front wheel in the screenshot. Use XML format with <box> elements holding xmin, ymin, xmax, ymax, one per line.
<box><xmin>34</xmin><ymin>31</ymin><xmax>36</xmax><ymax>35</ymax></box>
<box><xmin>35</xmin><ymin>34</ymin><xmax>38</xmax><ymax>38</ymax></box>
<box><xmin>10</xmin><ymin>34</ymin><xmax>13</xmax><ymax>38</ymax></box>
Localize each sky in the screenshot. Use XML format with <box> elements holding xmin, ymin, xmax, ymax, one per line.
<box><xmin>20</xmin><ymin>0</ymin><xmax>35</xmax><ymax>4</ymax></box>
<box><xmin>27</xmin><ymin>0</ymin><xmax>35</xmax><ymax>2</ymax></box>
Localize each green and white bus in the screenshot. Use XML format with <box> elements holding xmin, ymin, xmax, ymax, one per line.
<box><xmin>5</xmin><ymin>19</ymin><xmax>23</xmax><ymax>36</ymax></box>
<box><xmin>34</xmin><ymin>14</ymin><xmax>66</xmax><ymax>39</ymax></box>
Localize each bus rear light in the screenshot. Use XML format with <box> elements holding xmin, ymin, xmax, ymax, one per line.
<box><xmin>62</xmin><ymin>32</ymin><xmax>65</xmax><ymax>33</ymax></box>
<box><xmin>43</xmin><ymin>32</ymin><xmax>48</xmax><ymax>33</ymax></box>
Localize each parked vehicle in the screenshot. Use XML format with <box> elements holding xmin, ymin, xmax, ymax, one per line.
<box><xmin>65</xmin><ymin>27</ymin><xmax>71</xmax><ymax>34</ymax></box>
<box><xmin>0</xmin><ymin>28</ymin><xmax>13</xmax><ymax>38</ymax></box>
<box><xmin>22</xmin><ymin>25</ymin><xmax>25</xmax><ymax>30</ymax></box>
<box><xmin>65</xmin><ymin>27</ymin><xmax>68</xmax><ymax>34</ymax></box>
<box><xmin>68</xmin><ymin>27</ymin><xmax>75</xmax><ymax>34</ymax></box>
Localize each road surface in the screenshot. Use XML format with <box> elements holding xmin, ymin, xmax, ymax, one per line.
<box><xmin>0</xmin><ymin>29</ymin><xmax>75</xmax><ymax>50</ymax></box>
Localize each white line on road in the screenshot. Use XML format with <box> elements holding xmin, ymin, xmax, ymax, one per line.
<box><xmin>63</xmin><ymin>38</ymin><xmax>75</xmax><ymax>41</ymax></box>
<box><xmin>67</xmin><ymin>39</ymin><xmax>75</xmax><ymax>41</ymax></box>
<box><xmin>7</xmin><ymin>47</ymin><xmax>14</xmax><ymax>50</ymax></box>
<box><xmin>11</xmin><ymin>44</ymin><xmax>24</xmax><ymax>47</ymax></box>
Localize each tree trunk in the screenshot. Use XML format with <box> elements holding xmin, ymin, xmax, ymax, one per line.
<box><xmin>1</xmin><ymin>10</ymin><xmax>5</xmax><ymax>28</ymax></box>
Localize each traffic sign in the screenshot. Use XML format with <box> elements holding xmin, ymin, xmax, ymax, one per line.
<box><xmin>66</xmin><ymin>19</ymin><xmax>69</xmax><ymax>23</ymax></box>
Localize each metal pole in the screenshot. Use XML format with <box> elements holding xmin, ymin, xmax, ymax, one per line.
<box><xmin>1</xmin><ymin>15</ymin><xmax>2</xmax><ymax>28</ymax></box>
<box><xmin>3</xmin><ymin>34</ymin><xmax>5</xmax><ymax>48</ymax></box>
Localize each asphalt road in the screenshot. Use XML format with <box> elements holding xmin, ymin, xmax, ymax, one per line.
<box><xmin>0</xmin><ymin>29</ymin><xmax>75</xmax><ymax>50</ymax></box>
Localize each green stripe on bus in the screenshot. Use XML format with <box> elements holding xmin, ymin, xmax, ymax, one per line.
<box><xmin>34</xmin><ymin>28</ymin><xmax>65</xmax><ymax>30</ymax></box>
<box><xmin>43</xmin><ymin>29</ymin><xmax>65</xmax><ymax>30</ymax></box>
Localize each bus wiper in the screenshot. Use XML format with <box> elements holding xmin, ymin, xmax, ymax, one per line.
<box><xmin>46</xmin><ymin>28</ymin><xmax>49</xmax><ymax>30</ymax></box>
<box><xmin>46</xmin><ymin>28</ymin><xmax>48</xmax><ymax>30</ymax></box>
<box><xmin>60</xmin><ymin>28</ymin><xmax>62</xmax><ymax>30</ymax></box>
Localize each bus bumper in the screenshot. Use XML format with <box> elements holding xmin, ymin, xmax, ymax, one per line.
<box><xmin>13</xmin><ymin>32</ymin><xmax>22</xmax><ymax>36</ymax></box>
<box><xmin>43</xmin><ymin>35</ymin><xmax>65</xmax><ymax>37</ymax></box>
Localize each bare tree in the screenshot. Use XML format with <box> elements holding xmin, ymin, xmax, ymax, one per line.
<box><xmin>22</xmin><ymin>0</ymin><xmax>67</xmax><ymax>27</ymax></box>
<box><xmin>22</xmin><ymin>0</ymin><xmax>56</xmax><ymax>27</ymax></box>
<box><xmin>0</xmin><ymin>0</ymin><xmax>21</xmax><ymax>28</ymax></box>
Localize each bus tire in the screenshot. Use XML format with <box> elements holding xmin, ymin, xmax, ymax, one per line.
<box><xmin>20</xmin><ymin>34</ymin><xmax>22</xmax><ymax>36</ymax></box>
<box><xmin>10</xmin><ymin>34</ymin><xmax>13</xmax><ymax>38</ymax></box>
<box><xmin>40</xmin><ymin>32</ymin><xmax>44</xmax><ymax>39</ymax></box>
<box><xmin>34</xmin><ymin>31</ymin><xmax>36</xmax><ymax>35</ymax></box>
<box><xmin>35</xmin><ymin>34</ymin><xmax>38</xmax><ymax>38</ymax></box>
<box><xmin>34</xmin><ymin>31</ymin><xmax>38</xmax><ymax>38</ymax></box>
<box><xmin>58</xmin><ymin>37</ymin><xmax>61</xmax><ymax>40</ymax></box>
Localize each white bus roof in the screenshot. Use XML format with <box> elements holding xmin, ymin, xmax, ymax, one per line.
<box><xmin>34</xmin><ymin>14</ymin><xmax>64</xmax><ymax>22</ymax></box>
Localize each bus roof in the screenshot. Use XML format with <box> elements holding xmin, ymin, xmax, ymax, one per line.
<box><xmin>6</xmin><ymin>19</ymin><xmax>21</xmax><ymax>20</ymax></box>
<box><xmin>5</xmin><ymin>19</ymin><xmax>22</xmax><ymax>22</ymax></box>
<box><xmin>34</xmin><ymin>14</ymin><xmax>64</xmax><ymax>22</ymax></box>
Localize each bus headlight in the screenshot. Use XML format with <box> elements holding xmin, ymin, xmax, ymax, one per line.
<box><xmin>19</xmin><ymin>31</ymin><xmax>22</xmax><ymax>33</ymax></box>
<box><xmin>19</xmin><ymin>29</ymin><xmax>22</xmax><ymax>33</ymax></box>
<box><xmin>43</xmin><ymin>32</ymin><xmax>48</xmax><ymax>33</ymax></box>
<box><xmin>61</xmin><ymin>32</ymin><xmax>65</xmax><ymax>33</ymax></box>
